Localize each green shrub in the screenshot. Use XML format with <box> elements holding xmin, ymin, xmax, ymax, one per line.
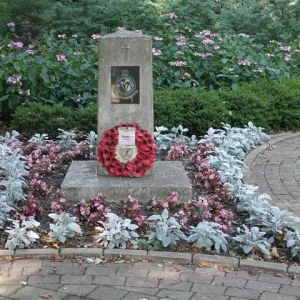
<box><xmin>11</xmin><ymin>102</ymin><xmax>97</xmax><ymax>138</ymax></box>
<box><xmin>154</xmin><ymin>89</ymin><xmax>229</xmax><ymax>137</ymax></box>
<box><xmin>218</xmin><ymin>85</ymin><xmax>271</xmax><ymax>131</ymax></box>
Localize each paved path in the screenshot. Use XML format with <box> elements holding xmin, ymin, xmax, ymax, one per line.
<box><xmin>0</xmin><ymin>258</ymin><xmax>300</xmax><ymax>300</ymax></box>
<box><xmin>249</xmin><ymin>133</ymin><xmax>300</xmax><ymax>216</ymax></box>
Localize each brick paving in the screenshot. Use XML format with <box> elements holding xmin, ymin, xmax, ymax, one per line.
<box><xmin>250</xmin><ymin>134</ymin><xmax>300</xmax><ymax>216</ymax></box>
<box><xmin>0</xmin><ymin>258</ymin><xmax>299</xmax><ymax>299</ymax></box>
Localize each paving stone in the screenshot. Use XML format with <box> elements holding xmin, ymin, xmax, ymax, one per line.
<box><xmin>180</xmin><ymin>273</ymin><xmax>213</xmax><ymax>284</ymax></box>
<box><xmin>0</xmin><ymin>268</ymin><xmax>9</xmax><ymax>277</ymax></box>
<box><xmin>158</xmin><ymin>280</ymin><xmax>192</xmax><ymax>291</ymax></box>
<box><xmin>9</xmin><ymin>286</ymin><xmax>66</xmax><ymax>300</ymax></box>
<box><xmin>125</xmin><ymin>277</ymin><xmax>158</xmax><ymax>288</ymax></box>
<box><xmin>192</xmin><ymin>283</ymin><xmax>226</xmax><ymax>294</ymax></box>
<box><xmin>191</xmin><ymin>293</ymin><xmax>229</xmax><ymax>300</ymax></box>
<box><xmin>93</xmin><ymin>275</ymin><xmax>125</xmax><ymax>285</ymax></box>
<box><xmin>279</xmin><ymin>284</ymin><xmax>300</xmax><ymax>296</ymax></box>
<box><xmin>121</xmin><ymin>291</ymin><xmax>158</xmax><ymax>300</ymax></box>
<box><xmin>156</xmin><ymin>289</ymin><xmax>194</xmax><ymax>300</ymax></box>
<box><xmin>225</xmin><ymin>270</ymin><xmax>259</xmax><ymax>280</ymax></box>
<box><xmin>0</xmin><ymin>275</ymin><xmax>28</xmax><ymax>285</ymax></box>
<box><xmin>55</xmin><ymin>266</ymin><xmax>86</xmax><ymax>275</ymax></box>
<box><xmin>229</xmin><ymin>298</ymin><xmax>253</xmax><ymax>300</ymax></box>
<box><xmin>239</xmin><ymin>259</ymin><xmax>288</xmax><ymax>273</ymax></box>
<box><xmin>195</xmin><ymin>267</ymin><xmax>225</xmax><ymax>276</ymax></box>
<box><xmin>0</xmin><ymin>250</ymin><xmax>14</xmax><ymax>257</ymax></box>
<box><xmin>57</xmin><ymin>284</ymin><xmax>97</xmax><ymax>296</ymax></box>
<box><xmin>225</xmin><ymin>287</ymin><xmax>261</xmax><ymax>299</ymax></box>
<box><xmin>88</xmin><ymin>286</ymin><xmax>128</xmax><ymax>300</ymax></box>
<box><xmin>85</xmin><ymin>266</ymin><xmax>117</xmax><ymax>275</ymax></box>
<box><xmin>61</xmin><ymin>275</ymin><xmax>92</xmax><ymax>284</ymax></box>
<box><xmin>163</xmin><ymin>264</ymin><xmax>194</xmax><ymax>273</ymax></box>
<box><xmin>42</xmin><ymin>259</ymin><xmax>74</xmax><ymax>267</ymax></box>
<box><xmin>258</xmin><ymin>273</ymin><xmax>292</xmax><ymax>285</ymax></box>
<box><xmin>23</xmin><ymin>266</ymin><xmax>56</xmax><ymax>276</ymax></box>
<box><xmin>193</xmin><ymin>254</ymin><xmax>239</xmax><ymax>268</ymax></box>
<box><xmin>12</xmin><ymin>259</ymin><xmax>42</xmax><ymax>268</ymax></box>
<box><xmin>116</xmin><ymin>267</ymin><xmax>148</xmax><ymax>277</ymax></box>
<box><xmin>132</xmin><ymin>261</ymin><xmax>164</xmax><ymax>270</ymax></box>
<box><xmin>148</xmin><ymin>270</ymin><xmax>181</xmax><ymax>280</ymax></box>
<box><xmin>0</xmin><ymin>285</ymin><xmax>23</xmax><ymax>296</ymax></box>
<box><xmin>29</xmin><ymin>284</ymin><xmax>62</xmax><ymax>291</ymax></box>
<box><xmin>291</xmin><ymin>279</ymin><xmax>300</xmax><ymax>287</ymax></box>
<box><xmin>260</xmin><ymin>292</ymin><xmax>298</xmax><ymax>300</ymax></box>
<box><xmin>212</xmin><ymin>276</ymin><xmax>246</xmax><ymax>288</ymax></box>
<box><xmin>117</xmin><ymin>286</ymin><xmax>159</xmax><ymax>295</ymax></box>
<box><xmin>245</xmin><ymin>280</ymin><xmax>280</xmax><ymax>292</ymax></box>
<box><xmin>28</xmin><ymin>275</ymin><xmax>60</xmax><ymax>284</ymax></box>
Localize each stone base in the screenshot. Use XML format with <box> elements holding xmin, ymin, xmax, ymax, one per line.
<box><xmin>61</xmin><ymin>161</ymin><xmax>192</xmax><ymax>203</ymax></box>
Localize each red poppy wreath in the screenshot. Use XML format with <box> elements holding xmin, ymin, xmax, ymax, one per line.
<box><xmin>97</xmin><ymin>123</ymin><xmax>157</xmax><ymax>177</ymax></box>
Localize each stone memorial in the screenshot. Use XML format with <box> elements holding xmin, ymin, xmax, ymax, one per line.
<box><xmin>61</xmin><ymin>30</ymin><xmax>192</xmax><ymax>203</ymax></box>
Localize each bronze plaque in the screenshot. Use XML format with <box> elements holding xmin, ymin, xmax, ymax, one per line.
<box><xmin>111</xmin><ymin>66</ymin><xmax>140</xmax><ymax>104</ymax></box>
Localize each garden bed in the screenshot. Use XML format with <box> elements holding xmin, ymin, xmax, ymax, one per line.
<box><xmin>1</xmin><ymin>124</ymin><xmax>300</xmax><ymax>264</ymax></box>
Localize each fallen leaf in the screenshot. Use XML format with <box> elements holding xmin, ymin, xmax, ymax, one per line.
<box><xmin>274</xmin><ymin>273</ymin><xmax>286</xmax><ymax>278</ymax></box>
<box><xmin>50</xmin><ymin>243</ymin><xmax>60</xmax><ymax>249</ymax></box>
<box><xmin>174</xmin><ymin>266</ymin><xmax>181</xmax><ymax>272</ymax></box>
<box><xmin>271</xmin><ymin>247</ymin><xmax>279</xmax><ymax>259</ymax></box>
<box><xmin>50</xmin><ymin>257</ymin><xmax>64</xmax><ymax>262</ymax></box>
<box><xmin>40</xmin><ymin>293</ymin><xmax>52</xmax><ymax>299</ymax></box>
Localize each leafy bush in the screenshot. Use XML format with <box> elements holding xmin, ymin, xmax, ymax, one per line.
<box><xmin>187</xmin><ymin>221</ymin><xmax>228</xmax><ymax>253</ymax></box>
<box><xmin>154</xmin><ymin>89</ymin><xmax>229</xmax><ymax>137</ymax></box>
<box><xmin>5</xmin><ymin>219</ymin><xmax>40</xmax><ymax>250</ymax></box>
<box><xmin>11</xmin><ymin>102</ymin><xmax>97</xmax><ymax>138</ymax></box>
<box><xmin>95</xmin><ymin>213</ymin><xmax>139</xmax><ymax>249</ymax></box>
<box><xmin>147</xmin><ymin>208</ymin><xmax>187</xmax><ymax>248</ymax></box>
<box><xmin>48</xmin><ymin>213</ymin><xmax>82</xmax><ymax>243</ymax></box>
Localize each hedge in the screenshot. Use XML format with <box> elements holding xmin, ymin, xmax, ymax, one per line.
<box><xmin>10</xmin><ymin>78</ymin><xmax>300</xmax><ymax>138</ymax></box>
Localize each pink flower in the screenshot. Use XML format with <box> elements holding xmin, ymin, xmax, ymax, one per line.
<box><xmin>29</xmin><ymin>44</ymin><xmax>34</xmax><ymax>49</ymax></box>
<box><xmin>56</xmin><ymin>54</ymin><xmax>67</xmax><ymax>61</ymax></box>
<box><xmin>152</xmin><ymin>48</ymin><xmax>162</xmax><ymax>56</ymax></box>
<box><xmin>295</xmin><ymin>49</ymin><xmax>300</xmax><ymax>53</ymax></box>
<box><xmin>194</xmin><ymin>52</ymin><xmax>213</xmax><ymax>58</ymax></box>
<box><xmin>256</xmin><ymin>68</ymin><xmax>263</xmax><ymax>73</ymax></box>
<box><xmin>26</xmin><ymin>50</ymin><xmax>34</xmax><ymax>55</ymax></box>
<box><xmin>176</xmin><ymin>40</ymin><xmax>185</xmax><ymax>46</ymax></box>
<box><xmin>176</xmin><ymin>51</ymin><xmax>184</xmax><ymax>55</ymax></box>
<box><xmin>284</xmin><ymin>55</ymin><xmax>292</xmax><ymax>61</ymax></box>
<box><xmin>279</xmin><ymin>46</ymin><xmax>291</xmax><ymax>52</ymax></box>
<box><xmin>238</xmin><ymin>33</ymin><xmax>249</xmax><ymax>38</ymax></box>
<box><xmin>167</xmin><ymin>12</ymin><xmax>177</xmax><ymax>19</ymax></box>
<box><xmin>214</xmin><ymin>45</ymin><xmax>220</xmax><ymax>50</ymax></box>
<box><xmin>91</xmin><ymin>34</ymin><xmax>101</xmax><ymax>39</ymax></box>
<box><xmin>266</xmin><ymin>53</ymin><xmax>275</xmax><ymax>57</ymax></box>
<box><xmin>73</xmin><ymin>52</ymin><xmax>81</xmax><ymax>56</ymax></box>
<box><xmin>169</xmin><ymin>61</ymin><xmax>187</xmax><ymax>67</ymax></box>
<box><xmin>238</xmin><ymin>60</ymin><xmax>251</xmax><ymax>66</ymax></box>
<box><xmin>182</xmin><ymin>72</ymin><xmax>191</xmax><ymax>79</ymax></box>
<box><xmin>8</xmin><ymin>42</ymin><xmax>23</xmax><ymax>49</ymax></box>
<box><xmin>7</xmin><ymin>22</ymin><xmax>15</xmax><ymax>28</ymax></box>
<box><xmin>202</xmin><ymin>38</ymin><xmax>214</xmax><ymax>45</ymax></box>
<box><xmin>7</xmin><ymin>74</ymin><xmax>22</xmax><ymax>84</ymax></box>
<box><xmin>153</xmin><ymin>36</ymin><xmax>163</xmax><ymax>41</ymax></box>
<box><xmin>135</xmin><ymin>30</ymin><xmax>142</xmax><ymax>35</ymax></box>
<box><xmin>19</xmin><ymin>89</ymin><xmax>30</xmax><ymax>96</ymax></box>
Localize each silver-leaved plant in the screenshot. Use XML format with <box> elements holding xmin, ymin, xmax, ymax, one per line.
<box><xmin>48</xmin><ymin>213</ymin><xmax>82</xmax><ymax>243</ymax></box>
<box><xmin>187</xmin><ymin>221</ymin><xmax>228</xmax><ymax>254</ymax></box>
<box><xmin>5</xmin><ymin>219</ymin><xmax>40</xmax><ymax>250</ymax></box>
<box><xmin>95</xmin><ymin>213</ymin><xmax>139</xmax><ymax>249</ymax></box>
<box><xmin>147</xmin><ymin>208</ymin><xmax>187</xmax><ymax>247</ymax></box>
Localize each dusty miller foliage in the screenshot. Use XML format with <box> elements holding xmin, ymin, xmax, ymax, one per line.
<box><xmin>147</xmin><ymin>208</ymin><xmax>187</xmax><ymax>248</ymax></box>
<box><xmin>5</xmin><ymin>219</ymin><xmax>40</xmax><ymax>250</ymax></box>
<box><xmin>49</xmin><ymin>213</ymin><xmax>82</xmax><ymax>243</ymax></box>
<box><xmin>95</xmin><ymin>213</ymin><xmax>139</xmax><ymax>249</ymax></box>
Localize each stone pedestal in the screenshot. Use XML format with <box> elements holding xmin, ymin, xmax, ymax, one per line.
<box><xmin>61</xmin><ymin>161</ymin><xmax>192</xmax><ymax>203</ymax></box>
